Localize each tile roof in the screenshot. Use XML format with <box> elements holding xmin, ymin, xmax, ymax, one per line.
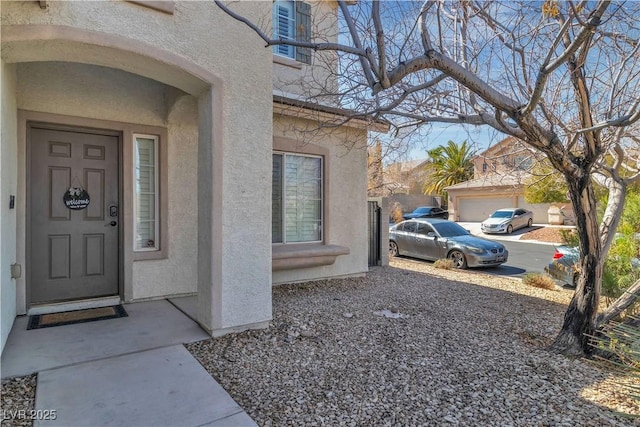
<box><xmin>445</xmin><ymin>171</ymin><xmax>531</xmax><ymax>190</ymax></box>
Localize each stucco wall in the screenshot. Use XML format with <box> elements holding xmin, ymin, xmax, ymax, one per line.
<box><xmin>1</xmin><ymin>60</ymin><xmax>18</xmax><ymax>352</ymax></box>
<box><xmin>3</xmin><ymin>1</ymin><xmax>274</xmax><ymax>331</ymax></box>
<box><xmin>18</xmin><ymin>62</ymin><xmax>168</xmax><ymax>126</ymax></box>
<box><xmin>272</xmin><ymin>114</ymin><xmax>369</xmax><ymax>285</ymax></box>
<box><xmin>272</xmin><ymin>0</ymin><xmax>339</xmax><ymax>101</ymax></box>
<box><xmin>16</xmin><ymin>62</ymin><xmax>199</xmax><ymax>300</ymax></box>
<box><xmin>133</xmin><ymin>94</ymin><xmax>199</xmax><ymax>299</ymax></box>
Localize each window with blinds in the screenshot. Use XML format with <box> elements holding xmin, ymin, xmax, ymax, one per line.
<box><xmin>273</xmin><ymin>153</ymin><xmax>322</xmax><ymax>243</ymax></box>
<box><xmin>134</xmin><ymin>134</ymin><xmax>159</xmax><ymax>251</ymax></box>
<box><xmin>273</xmin><ymin>1</ymin><xmax>295</xmax><ymax>58</ymax></box>
<box><xmin>272</xmin><ymin>0</ymin><xmax>312</xmax><ymax>64</ymax></box>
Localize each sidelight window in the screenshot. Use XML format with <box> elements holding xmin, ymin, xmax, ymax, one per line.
<box><xmin>133</xmin><ymin>134</ymin><xmax>159</xmax><ymax>251</ymax></box>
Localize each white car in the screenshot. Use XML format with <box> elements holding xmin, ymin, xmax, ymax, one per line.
<box><xmin>481</xmin><ymin>208</ymin><xmax>533</xmax><ymax>234</ymax></box>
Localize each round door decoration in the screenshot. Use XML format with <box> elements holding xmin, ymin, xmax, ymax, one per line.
<box><xmin>63</xmin><ymin>186</ymin><xmax>91</xmax><ymax>210</ymax></box>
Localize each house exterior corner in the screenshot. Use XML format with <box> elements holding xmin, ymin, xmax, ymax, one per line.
<box><xmin>0</xmin><ymin>0</ymin><xmax>378</xmax><ymax>355</ymax></box>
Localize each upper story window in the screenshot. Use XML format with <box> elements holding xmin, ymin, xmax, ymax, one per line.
<box><xmin>272</xmin><ymin>152</ymin><xmax>323</xmax><ymax>243</ymax></box>
<box><xmin>273</xmin><ymin>0</ymin><xmax>312</xmax><ymax>64</ymax></box>
<box><xmin>514</xmin><ymin>155</ymin><xmax>533</xmax><ymax>171</ymax></box>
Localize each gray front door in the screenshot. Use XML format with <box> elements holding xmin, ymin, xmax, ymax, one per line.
<box><xmin>29</xmin><ymin>126</ymin><xmax>119</xmax><ymax>304</ymax></box>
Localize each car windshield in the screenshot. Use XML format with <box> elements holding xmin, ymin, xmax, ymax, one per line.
<box><xmin>414</xmin><ymin>207</ymin><xmax>432</xmax><ymax>213</ymax></box>
<box><xmin>491</xmin><ymin>211</ymin><xmax>513</xmax><ymax>218</ymax></box>
<box><xmin>432</xmin><ymin>222</ymin><xmax>469</xmax><ymax>237</ymax></box>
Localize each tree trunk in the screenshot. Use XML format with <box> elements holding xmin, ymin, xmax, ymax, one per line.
<box><xmin>551</xmin><ymin>176</ymin><xmax>603</xmax><ymax>356</ymax></box>
<box><xmin>599</xmin><ymin>178</ymin><xmax>627</xmax><ymax>260</ymax></box>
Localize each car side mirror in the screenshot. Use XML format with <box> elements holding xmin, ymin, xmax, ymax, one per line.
<box><xmin>427</xmin><ymin>232</ymin><xmax>436</xmax><ymax>238</ymax></box>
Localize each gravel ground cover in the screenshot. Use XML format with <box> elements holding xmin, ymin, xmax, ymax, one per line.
<box><xmin>1</xmin><ymin>259</ymin><xmax>637</xmax><ymax>426</ymax></box>
<box><xmin>1</xmin><ymin>375</ymin><xmax>36</xmax><ymax>427</ymax></box>
<box><xmin>520</xmin><ymin>227</ymin><xmax>571</xmax><ymax>244</ymax></box>
<box><xmin>188</xmin><ymin>258</ymin><xmax>639</xmax><ymax>426</ymax></box>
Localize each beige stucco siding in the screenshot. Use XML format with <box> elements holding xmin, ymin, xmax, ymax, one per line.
<box><xmin>132</xmin><ymin>95</ymin><xmax>200</xmax><ymax>300</ymax></box>
<box><xmin>272</xmin><ymin>0</ymin><xmax>339</xmax><ymax>100</ymax></box>
<box><xmin>272</xmin><ymin>114</ymin><xmax>369</xmax><ymax>284</ymax></box>
<box><xmin>18</xmin><ymin>62</ymin><xmax>169</xmax><ymax>126</ymax></box>
<box><xmin>2</xmin><ymin>1</ymin><xmax>274</xmax><ymax>333</ymax></box>
<box><xmin>16</xmin><ymin>62</ymin><xmax>200</xmax><ymax>300</ymax></box>
<box><xmin>1</xmin><ymin>60</ymin><xmax>19</xmax><ymax>351</ymax></box>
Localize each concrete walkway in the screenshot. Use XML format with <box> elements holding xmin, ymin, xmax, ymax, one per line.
<box><xmin>1</xmin><ymin>299</ymin><xmax>256</xmax><ymax>427</ymax></box>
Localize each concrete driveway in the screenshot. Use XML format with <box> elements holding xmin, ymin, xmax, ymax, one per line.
<box><xmin>458</xmin><ymin>222</ymin><xmax>547</xmax><ymax>242</ymax></box>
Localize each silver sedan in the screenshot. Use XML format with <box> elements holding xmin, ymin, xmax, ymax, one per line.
<box><xmin>481</xmin><ymin>208</ymin><xmax>533</xmax><ymax>234</ymax></box>
<box><xmin>389</xmin><ymin>218</ymin><xmax>508</xmax><ymax>269</ymax></box>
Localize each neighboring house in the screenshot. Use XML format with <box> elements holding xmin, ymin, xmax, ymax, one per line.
<box><xmin>368</xmin><ymin>156</ymin><xmax>436</xmax><ymax>198</ymax></box>
<box><xmin>446</xmin><ymin>136</ymin><xmax>563</xmax><ymax>223</ymax></box>
<box><xmin>382</xmin><ymin>158</ymin><xmax>433</xmax><ymax>195</ymax></box>
<box><xmin>367</xmin><ymin>156</ymin><xmax>441</xmax><ymax>219</ymax></box>
<box><xmin>471</xmin><ymin>136</ymin><xmax>535</xmax><ymax>177</ymax></box>
<box><xmin>0</xmin><ymin>1</ymin><xmax>386</xmax><ymax>354</ymax></box>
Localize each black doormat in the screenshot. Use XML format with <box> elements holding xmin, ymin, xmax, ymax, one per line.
<box><xmin>27</xmin><ymin>305</ymin><xmax>128</xmax><ymax>330</ymax></box>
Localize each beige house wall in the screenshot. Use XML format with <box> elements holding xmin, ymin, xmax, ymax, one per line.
<box><xmin>272</xmin><ymin>1</ymin><xmax>339</xmax><ymax>101</ymax></box>
<box><xmin>15</xmin><ymin>62</ymin><xmax>200</xmax><ymax>302</ymax></box>
<box><xmin>272</xmin><ymin>114</ymin><xmax>369</xmax><ymax>284</ymax></box>
<box><xmin>1</xmin><ymin>1</ymin><xmax>274</xmax><ymax>343</ymax></box>
<box><xmin>0</xmin><ymin>60</ymin><xmax>19</xmax><ymax>351</ymax></box>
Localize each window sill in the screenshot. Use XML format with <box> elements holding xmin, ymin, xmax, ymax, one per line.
<box><xmin>272</xmin><ymin>243</ymin><xmax>350</xmax><ymax>271</ymax></box>
<box><xmin>273</xmin><ymin>54</ymin><xmax>303</xmax><ymax>69</ymax></box>
<box><xmin>133</xmin><ymin>249</ymin><xmax>167</xmax><ymax>261</ymax></box>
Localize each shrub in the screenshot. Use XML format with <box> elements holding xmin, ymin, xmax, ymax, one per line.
<box><xmin>590</xmin><ymin>316</ymin><xmax>640</xmax><ymax>419</ymax></box>
<box><xmin>433</xmin><ymin>259</ymin><xmax>455</xmax><ymax>270</ymax></box>
<box><xmin>560</xmin><ymin>228</ymin><xmax>580</xmax><ymax>246</ymax></box>
<box><xmin>602</xmin><ymin>226</ymin><xmax>640</xmax><ymax>312</ymax></box>
<box><xmin>390</xmin><ymin>202</ymin><xmax>404</xmax><ymax>224</ymax></box>
<box><xmin>522</xmin><ymin>273</ymin><xmax>557</xmax><ymax>290</ymax></box>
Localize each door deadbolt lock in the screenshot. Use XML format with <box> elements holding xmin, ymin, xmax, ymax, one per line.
<box><xmin>109</xmin><ymin>205</ymin><xmax>118</xmax><ymax>217</ymax></box>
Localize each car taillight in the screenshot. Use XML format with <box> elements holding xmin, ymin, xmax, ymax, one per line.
<box><xmin>553</xmin><ymin>250</ymin><xmax>564</xmax><ymax>260</ymax></box>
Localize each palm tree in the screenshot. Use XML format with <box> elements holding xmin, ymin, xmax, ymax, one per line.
<box><xmin>423</xmin><ymin>140</ymin><xmax>475</xmax><ymax>196</ymax></box>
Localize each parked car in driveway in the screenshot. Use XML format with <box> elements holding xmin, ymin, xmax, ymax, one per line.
<box><xmin>389</xmin><ymin>218</ymin><xmax>508</xmax><ymax>269</ymax></box>
<box><xmin>402</xmin><ymin>206</ymin><xmax>448</xmax><ymax>220</ymax></box>
<box><xmin>481</xmin><ymin>208</ymin><xmax>533</xmax><ymax>234</ymax></box>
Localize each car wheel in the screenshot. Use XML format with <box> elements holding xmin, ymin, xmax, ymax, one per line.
<box><xmin>506</xmin><ymin>224</ymin><xmax>513</xmax><ymax>234</ymax></box>
<box><xmin>389</xmin><ymin>241</ymin><xmax>399</xmax><ymax>257</ymax></box>
<box><xmin>527</xmin><ymin>218</ymin><xmax>533</xmax><ymax>228</ymax></box>
<box><xmin>448</xmin><ymin>250</ymin><xmax>467</xmax><ymax>269</ymax></box>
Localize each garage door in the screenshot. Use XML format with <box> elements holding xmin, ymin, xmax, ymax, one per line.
<box><xmin>517</xmin><ymin>197</ymin><xmax>549</xmax><ymax>224</ymax></box>
<box><xmin>458</xmin><ymin>197</ymin><xmax>513</xmax><ymax>222</ymax></box>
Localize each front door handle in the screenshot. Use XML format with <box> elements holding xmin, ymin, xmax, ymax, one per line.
<box><xmin>105</xmin><ymin>221</ymin><xmax>117</xmax><ymax>227</ymax></box>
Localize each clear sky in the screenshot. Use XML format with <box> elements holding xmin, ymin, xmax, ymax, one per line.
<box><xmin>409</xmin><ymin>124</ymin><xmax>505</xmax><ymax>159</ymax></box>
<box><xmin>379</xmin><ymin>123</ymin><xmax>507</xmax><ymax>163</ymax></box>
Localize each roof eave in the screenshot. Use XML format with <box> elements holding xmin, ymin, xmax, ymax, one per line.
<box><xmin>273</xmin><ymin>95</ymin><xmax>390</xmax><ymax>133</ymax></box>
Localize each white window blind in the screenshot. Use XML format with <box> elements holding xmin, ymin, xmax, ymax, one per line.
<box><xmin>273</xmin><ymin>153</ymin><xmax>322</xmax><ymax>243</ymax></box>
<box><xmin>272</xmin><ymin>1</ymin><xmax>312</xmax><ymax>64</ymax></box>
<box><xmin>273</xmin><ymin>1</ymin><xmax>295</xmax><ymax>58</ymax></box>
<box><xmin>134</xmin><ymin>135</ymin><xmax>159</xmax><ymax>251</ymax></box>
